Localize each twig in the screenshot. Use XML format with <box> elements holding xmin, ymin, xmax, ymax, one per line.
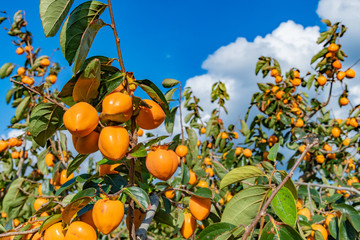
<box><xmin>19</xmin><ymin>186</ymin><xmax>57</xmax><ymax>199</ymax></box>
<box><xmin>107</xmin><ymin>0</ymin><xmax>125</xmax><ymax>73</ymax></box>
<box><xmin>295</xmin><ymin>182</ymin><xmax>360</xmax><ymax>195</ymax></box>
<box><xmin>307</xmin><ymin>184</ymin><xmax>314</xmax><ymax>215</ymax></box>
<box><xmin>179</xmin><ymin>83</ymin><xmax>185</xmax><ymax>144</ymax></box>
<box><xmin>241</xmin><ymin>140</ymin><xmax>318</xmax><ymax>240</ymax></box>
<box><xmin>136</xmin><ymin>194</ymin><xmax>160</xmax><ymax>240</ymax></box>
<box><xmin>10</xmin><ymin>79</ymin><xmax>68</xmax><ymax>111</ymax></box>
<box><xmin>0</xmin><ymin>228</ymin><xmax>39</xmax><ymax>238</ymax></box>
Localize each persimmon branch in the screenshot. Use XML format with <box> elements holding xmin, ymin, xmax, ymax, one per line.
<box><xmin>18</xmin><ymin>186</ymin><xmax>57</xmax><ymax>199</ymax></box>
<box><xmin>295</xmin><ymin>182</ymin><xmax>360</xmax><ymax>195</ymax></box>
<box><xmin>0</xmin><ymin>228</ymin><xmax>39</xmax><ymax>238</ymax></box>
<box><xmin>241</xmin><ymin>140</ymin><xmax>318</xmax><ymax>240</ymax></box>
<box><xmin>136</xmin><ymin>194</ymin><xmax>160</xmax><ymax>240</ymax></box>
<box><xmin>107</xmin><ymin>0</ymin><xmax>125</xmax><ymax>73</ymax></box>
<box><xmin>10</xmin><ymin>79</ymin><xmax>68</xmax><ymax>111</ymax></box>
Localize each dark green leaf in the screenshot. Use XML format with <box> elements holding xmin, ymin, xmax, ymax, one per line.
<box><xmin>196</xmin><ymin>222</ymin><xmax>236</xmax><ymax>240</ymax></box>
<box><xmin>0</xmin><ymin>63</ymin><xmax>14</xmax><ymax>79</ymax></box>
<box><xmin>62</xmin><ymin>197</ymin><xmax>91</xmax><ymax>224</ymax></box>
<box><xmin>165</xmin><ymin>106</ymin><xmax>178</xmax><ymax>134</ymax></box>
<box><xmin>67</xmin><ymin>154</ymin><xmax>89</xmax><ymax>177</ymax></box>
<box><xmin>15</xmin><ymin>96</ymin><xmax>30</xmax><ymax>120</ymax></box>
<box><xmin>311</xmin><ymin>48</ymin><xmax>328</xmax><ymax>65</ymax></box>
<box><xmin>123</xmin><ymin>186</ymin><xmax>150</xmax><ymax>211</ymax></box>
<box><xmin>268</xmin><ymin>143</ymin><xmax>280</xmax><ymax>161</ymax></box>
<box><xmin>193</xmin><ymin>188</ymin><xmax>212</xmax><ymax>198</ymax></box>
<box><xmin>37</xmin><ymin>149</ymin><xmax>49</xmax><ymax>176</ymax></box>
<box><xmin>270</xmin><ymin>187</ymin><xmax>297</xmax><ymax>226</ymax></box>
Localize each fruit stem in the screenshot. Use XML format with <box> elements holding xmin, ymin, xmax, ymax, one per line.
<box><xmin>107</xmin><ymin>0</ymin><xmax>126</xmax><ymax>74</ymax></box>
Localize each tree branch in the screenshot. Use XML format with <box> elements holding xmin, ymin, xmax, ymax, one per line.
<box><xmin>295</xmin><ymin>182</ymin><xmax>360</xmax><ymax>195</ymax></box>
<box><xmin>136</xmin><ymin>194</ymin><xmax>160</xmax><ymax>240</ymax></box>
<box><xmin>0</xmin><ymin>228</ymin><xmax>39</xmax><ymax>238</ymax></box>
<box><xmin>241</xmin><ymin>140</ymin><xmax>319</xmax><ymax>240</ymax></box>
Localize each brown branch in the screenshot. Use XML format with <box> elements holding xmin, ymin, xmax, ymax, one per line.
<box><xmin>0</xmin><ymin>228</ymin><xmax>39</xmax><ymax>238</ymax></box>
<box><xmin>295</xmin><ymin>182</ymin><xmax>360</xmax><ymax>195</ymax></box>
<box><xmin>107</xmin><ymin>0</ymin><xmax>125</xmax><ymax>73</ymax></box>
<box><xmin>241</xmin><ymin>140</ymin><xmax>319</xmax><ymax>240</ymax></box>
<box><xmin>19</xmin><ymin>186</ymin><xmax>57</xmax><ymax>199</ymax></box>
<box><xmin>136</xmin><ymin>194</ymin><xmax>160</xmax><ymax>240</ymax></box>
<box><xmin>10</xmin><ymin>79</ymin><xmax>68</xmax><ymax>111</ymax></box>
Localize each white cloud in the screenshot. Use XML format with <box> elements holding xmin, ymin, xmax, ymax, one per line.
<box><xmin>185</xmin><ymin>21</ymin><xmax>321</xmax><ymax>126</ymax></box>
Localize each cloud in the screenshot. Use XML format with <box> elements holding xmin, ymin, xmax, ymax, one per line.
<box><xmin>185</xmin><ymin>21</ymin><xmax>321</xmax><ymax>126</ymax></box>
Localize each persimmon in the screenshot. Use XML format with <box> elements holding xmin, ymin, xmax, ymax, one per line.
<box><xmin>342</xmin><ymin>138</ymin><xmax>350</xmax><ymax>146</ymax></box>
<box><xmin>275</xmin><ymin>75</ymin><xmax>282</xmax><ymax>83</ymax></box>
<box><xmin>13</xmin><ymin>219</ymin><xmax>20</xmax><ymax>227</ymax></box>
<box><xmin>38</xmin><ymin>184</ymin><xmax>42</xmax><ymax>196</ymax></box>
<box><xmin>189</xmin><ymin>195</ymin><xmax>211</xmax><ymax>220</ymax></box>
<box><xmin>316</xmin><ymin>155</ymin><xmax>325</xmax><ymax>164</ymax></box>
<box><xmin>350</xmin><ymin>117</ymin><xmax>358</xmax><ymax>127</ymax></box>
<box><xmin>98</xmin><ymin>126</ymin><xmax>129</xmax><ymax>161</ymax></box>
<box><xmin>226</xmin><ymin>192</ymin><xmax>233</xmax><ymax>202</ymax></box>
<box><xmin>233</xmin><ymin>132</ymin><xmax>239</xmax><ymax>139</ymax></box>
<box><xmin>180</xmin><ymin>212</ymin><xmax>197</xmax><ymax>239</ymax></box>
<box><xmin>60</xmin><ymin>169</ymin><xmax>74</xmax><ymax>185</ymax></box>
<box><xmin>311</xmin><ymin>224</ymin><xmax>328</xmax><ymax>240</ymax></box>
<box><xmin>331</xmin><ymin>127</ymin><xmax>341</xmax><ymax>138</ymax></box>
<box><xmin>80</xmin><ymin>209</ymin><xmax>96</xmax><ymax>229</ymax></box>
<box><xmin>200</xmin><ymin>127</ymin><xmax>206</xmax><ymax>134</ymax></box>
<box><xmin>45</xmin><ymin>153</ymin><xmax>55</xmax><ymax>167</ymax></box>
<box><xmin>72</xmin><ymin>131</ymin><xmax>99</xmax><ymax>154</ymax></box>
<box><xmin>197</xmin><ymin>180</ymin><xmax>208</xmax><ymax>188</ymax></box>
<box><xmin>337</xmin><ymin>71</ymin><xmax>345</xmax><ymax>81</ymax></box>
<box><xmin>8</xmin><ymin>138</ymin><xmax>18</xmax><ymax>147</ymax></box>
<box><xmin>276</xmin><ymin>90</ymin><xmax>284</xmax><ymax>99</ymax></box>
<box><xmin>296</xmin><ymin>199</ymin><xmax>303</xmax><ymax>209</ymax></box>
<box><xmin>17</xmin><ymin>67</ymin><xmax>25</xmax><ymax>75</ymax></box>
<box><xmin>291</xmin><ymin>78</ymin><xmax>301</xmax><ymax>87</ymax></box>
<box><xmin>197</xmin><ymin>140</ymin><xmax>201</xmax><ymax>147</ymax></box>
<box><xmin>146</xmin><ymin>149</ymin><xmax>178</xmax><ymax>181</ymax></box>
<box><xmin>19</xmin><ymin>151</ymin><xmax>27</xmax><ymax>159</ymax></box>
<box><xmin>295</xmin><ymin>119</ymin><xmax>304</xmax><ymax>128</ymax></box>
<box><xmin>204</xmin><ymin>157</ymin><xmax>212</xmax><ymax>165</ymax></box>
<box><xmin>16</xmin><ymin>47</ymin><xmax>24</xmax><ymax>55</ymax></box>
<box><xmin>63</xmin><ymin>102</ymin><xmax>99</xmax><ymax>137</ymax></box>
<box><xmin>99</xmin><ymin>163</ymin><xmax>121</xmax><ymax>176</ymax></box>
<box><xmin>48</xmin><ymin>74</ymin><xmax>57</xmax><ymax>84</ymax></box>
<box><xmin>44</xmin><ymin>222</ymin><xmax>65</xmax><ymax>240</ymax></box>
<box><xmin>293</xmin><ymin>70</ymin><xmax>300</xmax><ymax>78</ymax></box>
<box><xmin>164</xmin><ymin>188</ymin><xmax>175</xmax><ymax>199</ymax></box>
<box><xmin>345</xmin><ymin>68</ymin><xmax>355</xmax><ymax>78</ymax></box>
<box><xmin>332</xmin><ymin>60</ymin><xmax>342</xmax><ymax>69</ymax></box>
<box><xmin>93</xmin><ymin>199</ymin><xmax>124</xmax><ymax>234</ymax></box>
<box><xmin>323</xmin><ymin>143</ymin><xmax>332</xmax><ymax>152</ymax></box>
<box><xmin>126</xmin><ymin>208</ymin><xmax>145</xmax><ymax>231</ymax></box>
<box><xmin>243</xmin><ymin>149</ymin><xmax>252</xmax><ymax>158</ymax></box>
<box><xmin>0</xmin><ymin>140</ymin><xmax>8</xmax><ymax>152</ymax></box>
<box><xmin>325</xmin><ymin>214</ymin><xmax>335</xmax><ymax>227</ymax></box>
<box><xmin>205</xmin><ymin>168</ymin><xmax>214</xmax><ymax>177</ymax></box>
<box><xmin>24</xmin><ymin>45</ymin><xmax>33</xmax><ymax>52</ymax></box>
<box><xmin>298</xmin><ymin>208</ymin><xmax>311</xmax><ymax>220</ymax></box>
<box><xmin>40</xmin><ymin>58</ymin><xmax>50</xmax><ymax>67</ymax></box>
<box><xmin>175</xmin><ymin>145</ymin><xmax>188</xmax><ymax>157</ymax></box>
<box><xmin>188</xmin><ymin>170</ymin><xmax>197</xmax><ymax>185</ymax></box>
<box><xmin>339</xmin><ymin>97</ymin><xmax>349</xmax><ymax>106</ymax></box>
<box><xmin>64</xmin><ymin>221</ymin><xmax>97</xmax><ymax>240</ymax></box>
<box><xmin>270</xmin><ymin>69</ymin><xmax>279</xmax><ymax>77</ymax></box>
<box><xmin>11</xmin><ymin>151</ymin><xmax>19</xmax><ymax>159</ymax></box>
<box><xmin>34</xmin><ymin>198</ymin><xmax>48</xmax><ymax>211</ymax></box>
<box><xmin>317</xmin><ymin>75</ymin><xmax>327</xmax><ymax>86</ymax></box>
<box><xmin>328</xmin><ymin>43</ymin><xmax>339</xmax><ymax>52</ymax></box>
<box><xmin>135</xmin><ymin>99</ymin><xmax>165</xmax><ymax>130</ymax></box>
<box><xmin>21</xmin><ymin>76</ymin><xmax>34</xmax><ymax>85</ymax></box>
<box><xmin>137</xmin><ymin>128</ymin><xmax>144</xmax><ymax>137</ymax></box>
<box><xmin>1</xmin><ymin>212</ymin><xmax>7</xmax><ymax>218</ymax></box>
<box><xmin>101</xmin><ymin>92</ymin><xmax>133</xmax><ymax>122</ymax></box>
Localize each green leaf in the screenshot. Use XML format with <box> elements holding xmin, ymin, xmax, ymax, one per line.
<box><xmin>162</xmin><ymin>78</ymin><xmax>180</xmax><ymax>88</ymax></box>
<box><xmin>58</xmin><ymin>73</ymin><xmax>78</xmax><ymax>106</ymax></box>
<box><xmin>73</xmin><ymin>58</ymin><xmax>100</xmax><ymax>103</ymax></box>
<box><xmin>62</xmin><ymin>197</ymin><xmax>91</xmax><ymax>224</ymax></box>
<box><xmin>333</xmin><ymin>203</ymin><xmax>360</xmax><ymax>231</ymax></box>
<box><xmin>270</xmin><ymin>187</ymin><xmax>297</xmax><ymax>226</ymax></box>
<box><xmin>39</xmin><ymin>214</ymin><xmax>62</xmax><ymax>234</ymax></box>
<box><xmin>60</xmin><ymin>1</ymin><xmax>107</xmax><ymax>65</ymax></box>
<box><xmin>196</xmin><ymin>222</ymin><xmax>236</xmax><ymax>240</ymax></box>
<box><xmin>6</xmin><ymin>88</ymin><xmax>16</xmax><ymax>104</ymax></box>
<box><xmin>73</xmin><ymin>19</ymin><xmax>107</xmax><ymax>73</ymax></box>
<box><xmin>321</xmin><ymin>19</ymin><xmax>332</xmax><ymax>26</ymax></box>
<box><xmin>193</xmin><ymin>188</ymin><xmax>212</xmax><ymax>198</ymax></box>
<box><xmin>268</xmin><ymin>143</ymin><xmax>280</xmax><ymax>161</ymax></box>
<box><xmin>212</xmin><ymin>160</ymin><xmax>228</xmax><ymax>180</ymax></box>
<box><xmin>259</xmin><ymin>221</ymin><xmax>303</xmax><ymax>240</ymax></box>
<box><xmin>221</xmin><ymin>186</ymin><xmax>269</xmax><ymax>226</ymax></box>
<box><xmin>37</xmin><ymin>149</ymin><xmax>49</xmax><ymax>176</ymax></box>
<box><xmin>123</xmin><ymin>186</ymin><xmax>150</xmax><ymax>211</ymax></box>
<box><xmin>240</xmin><ymin>120</ymin><xmax>250</xmax><ymax>136</ymax></box>
<box><xmin>55</xmin><ymin>177</ymin><xmax>77</xmax><ymax>196</ymax></box>
<box><xmin>129</xmin><ymin>144</ymin><xmax>147</xmax><ymax>158</ymax></box>
<box><xmin>181</xmin><ymin>164</ymin><xmax>190</xmax><ymax>185</ymax></box>
<box><xmin>277</xmin><ymin>170</ymin><xmax>297</xmax><ymax>200</ymax></box>
<box><xmin>0</xmin><ymin>63</ymin><xmax>14</xmax><ymax>79</ymax></box>
<box><xmin>220</xmin><ymin>166</ymin><xmax>265</xmax><ymax>189</ymax></box>
<box><xmin>15</xmin><ymin>96</ymin><xmax>30</xmax><ymax>120</ymax></box>
<box><xmin>136</xmin><ymin>79</ymin><xmax>170</xmax><ymax>116</ymax></box>
<box><xmin>3</xmin><ymin>178</ymin><xmax>27</xmax><ymax>218</ymax></box>
<box><xmin>71</xmin><ymin>188</ymin><xmax>96</xmax><ymax>201</ymax></box>
<box><xmin>67</xmin><ymin>154</ymin><xmax>89</xmax><ymax>177</ymax></box>
<box><xmin>29</xmin><ymin>103</ymin><xmax>65</xmax><ymax>147</ymax></box>
<box><xmin>164</xmin><ymin>88</ymin><xmax>177</xmax><ymax>101</ymax></box>
<box><xmin>311</xmin><ymin>48</ymin><xmax>328</xmax><ymax>64</ymax></box>
<box><xmin>39</xmin><ymin>0</ymin><xmax>74</xmax><ymax>37</ymax></box>
<box><xmin>186</xmin><ymin>127</ymin><xmax>198</xmax><ymax>160</ymax></box>
<box><xmin>165</xmin><ymin>106</ymin><xmax>178</xmax><ymax>134</ymax></box>
<box><xmin>97</xmin><ymin>65</ymin><xmax>125</xmax><ymax>103</ymax></box>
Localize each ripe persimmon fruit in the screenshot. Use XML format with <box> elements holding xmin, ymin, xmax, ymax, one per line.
<box><xmin>48</xmin><ymin>74</ymin><xmax>57</xmax><ymax>84</ymax></box>
<box><xmin>317</xmin><ymin>75</ymin><xmax>327</xmax><ymax>86</ymax></box>
<box><xmin>80</xmin><ymin>209</ymin><xmax>96</xmax><ymax>229</ymax></box>
<box><xmin>180</xmin><ymin>212</ymin><xmax>197</xmax><ymax>239</ymax></box>
<box><xmin>337</xmin><ymin>71</ymin><xmax>345</xmax><ymax>81</ymax></box>
<box><xmin>270</xmin><ymin>69</ymin><xmax>279</xmax><ymax>77</ymax></box>
<box><xmin>243</xmin><ymin>149</ymin><xmax>252</xmax><ymax>158</ymax></box>
<box><xmin>11</xmin><ymin>151</ymin><xmax>19</xmax><ymax>159</ymax></box>
<box><xmin>310</xmin><ymin>224</ymin><xmax>328</xmax><ymax>240</ymax></box>
<box><xmin>93</xmin><ymin>199</ymin><xmax>124</xmax><ymax>234</ymax></box>
<box><xmin>17</xmin><ymin>67</ymin><xmax>25</xmax><ymax>75</ymax></box>
<box><xmin>16</xmin><ymin>47</ymin><xmax>24</xmax><ymax>55</ymax></box>
<box><xmin>64</xmin><ymin>221</ymin><xmax>97</xmax><ymax>240</ymax></box>
<box><xmin>98</xmin><ymin>126</ymin><xmax>129</xmax><ymax>161</ymax></box>
<box><xmin>44</xmin><ymin>222</ymin><xmax>65</xmax><ymax>240</ymax></box>
<box><xmin>0</xmin><ymin>140</ymin><xmax>8</xmax><ymax>152</ymax></box>
<box><xmin>345</xmin><ymin>68</ymin><xmax>355</xmax><ymax>78</ymax></box>
<box><xmin>189</xmin><ymin>195</ymin><xmax>211</xmax><ymax>220</ymax></box>
<box><xmin>332</xmin><ymin>60</ymin><xmax>342</xmax><ymax>69</ymax></box>
<box><xmin>164</xmin><ymin>188</ymin><xmax>175</xmax><ymax>199</ymax></box>
<box><xmin>101</xmin><ymin>92</ymin><xmax>133</xmax><ymax>123</ymax></box>
<box><xmin>297</xmin><ymin>208</ymin><xmax>311</xmax><ymax>220</ymax></box>
<box><xmin>146</xmin><ymin>149</ymin><xmax>178</xmax><ymax>181</ymax></box>
<box><xmin>45</xmin><ymin>153</ymin><xmax>55</xmax><ymax>167</ymax></box>
<box><xmin>34</xmin><ymin>198</ymin><xmax>48</xmax><ymax>211</ymax></box>
<box><xmin>188</xmin><ymin>170</ymin><xmax>197</xmax><ymax>185</ymax></box>
<box><xmin>8</xmin><ymin>138</ymin><xmax>18</xmax><ymax>147</ymax></box>
<box><xmin>175</xmin><ymin>145</ymin><xmax>188</xmax><ymax>157</ymax></box>
<box><xmin>63</xmin><ymin>102</ymin><xmax>99</xmax><ymax>137</ymax></box>
<box><xmin>197</xmin><ymin>180</ymin><xmax>209</xmax><ymax>188</ymax></box>
<box><xmin>40</xmin><ymin>58</ymin><xmax>50</xmax><ymax>67</ymax></box>
<box><xmin>137</xmin><ymin>128</ymin><xmax>144</xmax><ymax>137</ymax></box>
<box><xmin>331</xmin><ymin>127</ymin><xmax>341</xmax><ymax>138</ymax></box>
<box><xmin>72</xmin><ymin>131</ymin><xmax>99</xmax><ymax>154</ymax></box>
<box><xmin>340</xmin><ymin>97</ymin><xmax>349</xmax><ymax>106</ymax></box>
<box><xmin>200</xmin><ymin>127</ymin><xmax>206</xmax><ymax>134</ymax></box>
<box><xmin>60</xmin><ymin>169</ymin><xmax>74</xmax><ymax>185</ymax></box>
<box><xmin>328</xmin><ymin>43</ymin><xmax>339</xmax><ymax>53</ymax></box>
<box><xmin>135</xmin><ymin>99</ymin><xmax>165</xmax><ymax>130</ymax></box>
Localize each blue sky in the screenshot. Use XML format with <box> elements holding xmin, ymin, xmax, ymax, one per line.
<box><xmin>0</xmin><ymin>0</ymin><xmax>323</xmax><ymax>136</ymax></box>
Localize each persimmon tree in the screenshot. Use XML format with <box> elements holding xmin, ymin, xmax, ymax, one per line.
<box><xmin>0</xmin><ymin>1</ymin><xmax>360</xmax><ymax>240</ymax></box>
